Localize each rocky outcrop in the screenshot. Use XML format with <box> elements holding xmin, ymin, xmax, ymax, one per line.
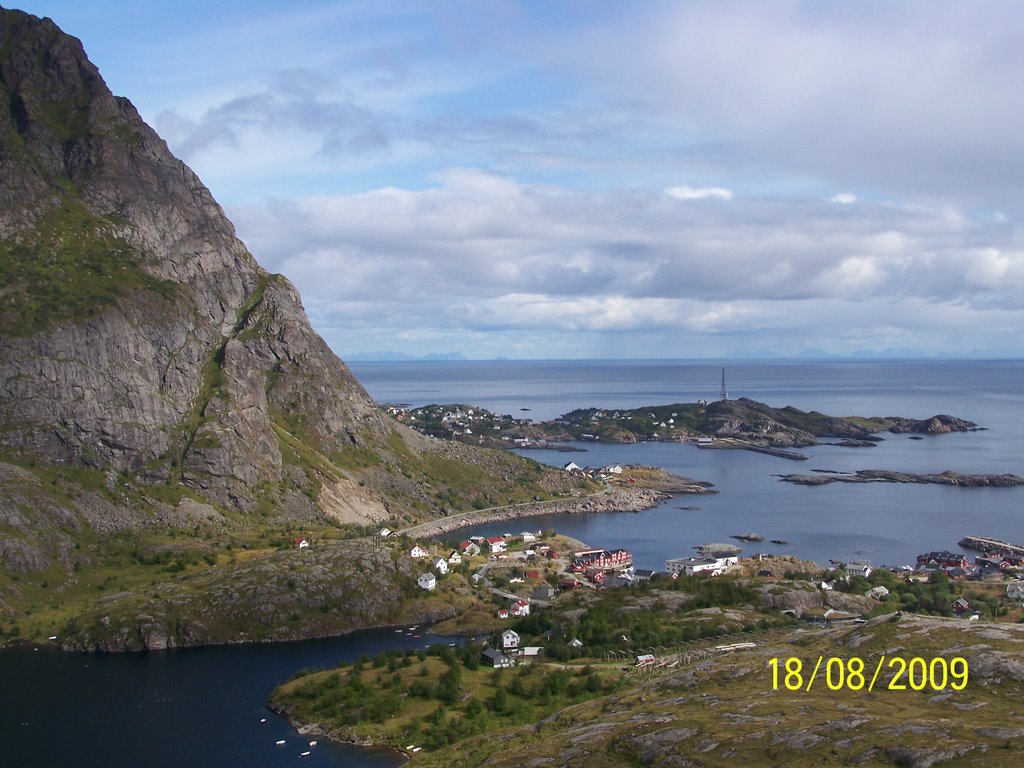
<box><xmin>59</xmin><ymin>538</ymin><xmax>465</xmax><ymax>651</ymax></box>
<box><xmin>779</xmin><ymin>470</ymin><xmax>1024</xmax><ymax>487</ymax></box>
<box><xmin>886</xmin><ymin>414</ymin><xmax>980</xmax><ymax>434</ymax></box>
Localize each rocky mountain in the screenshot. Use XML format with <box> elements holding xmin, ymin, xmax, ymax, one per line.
<box><xmin>0</xmin><ymin>7</ymin><xmax>392</xmax><ymax>510</ymax></box>
<box><xmin>0</xmin><ymin>7</ymin><xmax>583</xmax><ymax>637</ymax></box>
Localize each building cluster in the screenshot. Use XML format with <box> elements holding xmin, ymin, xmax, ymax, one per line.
<box><xmin>664</xmin><ymin>554</ymin><xmax>739</xmax><ymax>578</ymax></box>
<box><xmin>561</xmin><ymin>462</ymin><xmax>627</xmax><ymax>482</ymax></box>
<box><xmin>914</xmin><ymin>550</ymin><xmax>1024</xmax><ymax>580</ymax></box>
<box><xmin>570</xmin><ymin>548</ymin><xmax>632</xmax><ymax>573</ymax></box>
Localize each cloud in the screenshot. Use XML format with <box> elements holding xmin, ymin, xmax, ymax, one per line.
<box><xmin>155</xmin><ymin>68</ymin><xmax>392</xmax><ymax>162</ymax></box>
<box><xmin>229</xmin><ymin>170</ymin><xmax>1024</xmax><ymax>357</ymax></box>
<box><xmin>664</xmin><ymin>185</ymin><xmax>734</xmax><ymax>201</ymax></box>
<box><xmin>83</xmin><ymin>0</ymin><xmax>1024</xmax><ymax>358</ymax></box>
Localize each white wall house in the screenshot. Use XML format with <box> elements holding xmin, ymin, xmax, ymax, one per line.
<box><xmin>417</xmin><ymin>572</ymin><xmax>437</xmax><ymax>591</ymax></box>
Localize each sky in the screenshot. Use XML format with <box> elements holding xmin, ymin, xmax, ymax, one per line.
<box><xmin>11</xmin><ymin>1</ymin><xmax>1024</xmax><ymax>360</ymax></box>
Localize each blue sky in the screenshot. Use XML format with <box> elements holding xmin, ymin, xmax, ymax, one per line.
<box><xmin>11</xmin><ymin>0</ymin><xmax>1024</xmax><ymax>359</ymax></box>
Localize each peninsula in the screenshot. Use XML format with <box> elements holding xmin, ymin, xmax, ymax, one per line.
<box><xmin>392</xmin><ymin>399</ymin><xmax>980</xmax><ymax>460</ymax></box>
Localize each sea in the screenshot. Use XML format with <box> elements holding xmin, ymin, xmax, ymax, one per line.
<box><xmin>351</xmin><ymin>359</ymin><xmax>1024</xmax><ymax>569</ymax></box>
<box><xmin>1</xmin><ymin>359</ymin><xmax>1021</xmax><ymax>767</ymax></box>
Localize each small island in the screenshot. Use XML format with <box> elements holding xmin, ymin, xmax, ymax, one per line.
<box><xmin>779</xmin><ymin>470</ymin><xmax>1024</xmax><ymax>487</ymax></box>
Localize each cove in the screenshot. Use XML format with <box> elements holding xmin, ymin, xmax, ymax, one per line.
<box><xmin>0</xmin><ymin>626</ymin><xmax>460</xmax><ymax>768</ymax></box>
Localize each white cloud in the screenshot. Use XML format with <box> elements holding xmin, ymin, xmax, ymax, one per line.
<box><xmin>42</xmin><ymin>0</ymin><xmax>1024</xmax><ymax>358</ymax></box>
<box><xmin>228</xmin><ymin>170</ymin><xmax>1024</xmax><ymax>357</ymax></box>
<box><xmin>664</xmin><ymin>185</ymin><xmax>734</xmax><ymax>201</ymax></box>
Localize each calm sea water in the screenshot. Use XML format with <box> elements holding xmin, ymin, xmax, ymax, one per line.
<box><xmin>0</xmin><ymin>627</ymin><xmax>460</xmax><ymax>768</ymax></box>
<box><xmin>2</xmin><ymin>360</ymin><xmax>1021</xmax><ymax>767</ymax></box>
<box><xmin>351</xmin><ymin>360</ymin><xmax>1024</xmax><ymax>568</ymax></box>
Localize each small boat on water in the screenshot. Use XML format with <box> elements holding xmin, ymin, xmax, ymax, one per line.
<box><xmin>300</xmin><ymin>751</ymin><xmax>311</xmax><ymax>757</ymax></box>
<box><xmin>309</xmin><ymin>740</ymin><xmax>317</xmax><ymax>746</ymax></box>
<box><xmin>275</xmin><ymin>740</ymin><xmax>286</xmax><ymax>746</ymax></box>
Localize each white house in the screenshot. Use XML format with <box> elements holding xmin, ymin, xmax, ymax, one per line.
<box><xmin>1006</xmin><ymin>582</ymin><xmax>1024</xmax><ymax>600</ymax></box>
<box><xmin>520</xmin><ymin>531</ymin><xmax>537</xmax><ymax>542</ymax></box>
<box><xmin>433</xmin><ymin>557</ymin><xmax>449</xmax><ymax>575</ymax></box>
<box><xmin>844</xmin><ymin>561</ymin><xmax>873</xmax><ymax>579</ymax></box>
<box><xmin>447</xmin><ymin>550</ymin><xmax>462</xmax><ymax>566</ymax></box>
<box><xmin>501</xmin><ymin>629</ymin><xmax>520</xmax><ymax>650</ymax></box>
<box><xmin>378</xmin><ymin>527</ymin><xmax>392</xmax><ymax>538</ymax></box>
<box><xmin>410</xmin><ymin>544</ymin><xmax>429</xmax><ymax>559</ymax></box>
<box><xmin>510</xmin><ymin>599</ymin><xmax>531</xmax><ymax>617</ymax></box>
<box><xmin>417</xmin><ymin>572</ymin><xmax>437</xmax><ymax>591</ymax></box>
<box><xmin>665</xmin><ymin>555</ymin><xmax>737</xmax><ymax>577</ymax></box>
<box><xmin>563</xmin><ymin>461</ymin><xmax>582</xmax><ymax>472</ymax></box>
<box><xmin>486</xmin><ymin>537</ymin><xmax>507</xmax><ymax>554</ymax></box>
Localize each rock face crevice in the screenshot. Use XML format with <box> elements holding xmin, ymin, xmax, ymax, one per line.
<box><xmin>0</xmin><ymin>8</ymin><xmax>393</xmax><ymax>517</ymax></box>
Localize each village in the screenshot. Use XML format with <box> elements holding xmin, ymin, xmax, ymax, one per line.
<box><xmin>359</xmin><ymin>523</ymin><xmax>1024</xmax><ymax>670</ymax></box>
<box><xmin>277</xmin><ymin>525</ymin><xmax>1024</xmax><ymax>758</ymax></box>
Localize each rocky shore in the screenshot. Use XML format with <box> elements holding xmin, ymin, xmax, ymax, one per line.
<box><xmin>401</xmin><ymin>484</ymin><xmax>703</xmax><ymax>540</ymax></box>
<box><xmin>778</xmin><ymin>469</ymin><xmax>1024</xmax><ymax>487</ymax></box>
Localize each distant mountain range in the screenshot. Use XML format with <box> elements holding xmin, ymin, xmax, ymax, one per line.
<box><xmin>344</xmin><ymin>351</ymin><xmax>468</xmax><ymax>361</ymax></box>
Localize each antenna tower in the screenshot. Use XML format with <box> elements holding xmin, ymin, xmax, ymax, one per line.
<box><xmin>720</xmin><ymin>369</ymin><xmax>728</xmax><ymax>401</ymax></box>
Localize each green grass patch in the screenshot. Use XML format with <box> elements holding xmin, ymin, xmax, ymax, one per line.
<box><xmin>0</xmin><ymin>193</ymin><xmax>181</xmax><ymax>336</ymax></box>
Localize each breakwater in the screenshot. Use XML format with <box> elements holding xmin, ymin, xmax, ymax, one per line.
<box><xmin>958</xmin><ymin>536</ymin><xmax>1024</xmax><ymax>558</ymax></box>
<box><xmin>399</xmin><ymin>486</ymin><xmax>674</xmax><ymax>540</ymax></box>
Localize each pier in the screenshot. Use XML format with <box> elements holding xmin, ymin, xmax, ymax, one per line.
<box><xmin>959</xmin><ymin>535</ymin><xmax>1024</xmax><ymax>558</ymax></box>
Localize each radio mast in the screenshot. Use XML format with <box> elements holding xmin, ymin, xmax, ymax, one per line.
<box><xmin>720</xmin><ymin>368</ymin><xmax>728</xmax><ymax>401</ymax></box>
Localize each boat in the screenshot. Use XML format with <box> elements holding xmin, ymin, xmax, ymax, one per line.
<box><xmin>275</xmin><ymin>740</ymin><xmax>286</xmax><ymax>746</ymax></box>
<box><xmin>300</xmin><ymin>751</ymin><xmax>311</xmax><ymax>757</ymax></box>
<box><xmin>309</xmin><ymin>740</ymin><xmax>317</xmax><ymax>746</ymax></box>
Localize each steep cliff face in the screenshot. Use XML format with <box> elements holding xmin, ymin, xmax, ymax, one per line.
<box><xmin>0</xmin><ymin>8</ymin><xmax>398</xmax><ymax>515</ymax></box>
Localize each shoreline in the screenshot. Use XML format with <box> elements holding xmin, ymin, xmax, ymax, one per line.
<box><xmin>398</xmin><ymin>483</ymin><xmax>707</xmax><ymax>540</ymax></box>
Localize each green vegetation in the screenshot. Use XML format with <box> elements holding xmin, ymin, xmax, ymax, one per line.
<box><xmin>271</xmin><ymin>642</ymin><xmax>623</xmax><ymax>752</ymax></box>
<box><xmin>0</xmin><ymin>194</ymin><xmax>180</xmax><ymax>336</ymax></box>
<box><xmin>830</xmin><ymin>567</ymin><xmax>1008</xmax><ymax>619</ymax></box>
<box><xmin>275</xmin><ymin>610</ymin><xmax>1024</xmax><ymax>766</ymax></box>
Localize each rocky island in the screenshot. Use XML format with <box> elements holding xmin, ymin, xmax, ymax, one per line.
<box><xmin>779</xmin><ymin>470</ymin><xmax>1024</xmax><ymax>487</ymax></box>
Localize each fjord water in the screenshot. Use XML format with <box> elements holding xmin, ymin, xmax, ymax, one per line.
<box><xmin>0</xmin><ymin>627</ymin><xmax>458</xmax><ymax>767</ymax></box>
<box><xmin>352</xmin><ymin>359</ymin><xmax>1024</xmax><ymax>567</ymax></box>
